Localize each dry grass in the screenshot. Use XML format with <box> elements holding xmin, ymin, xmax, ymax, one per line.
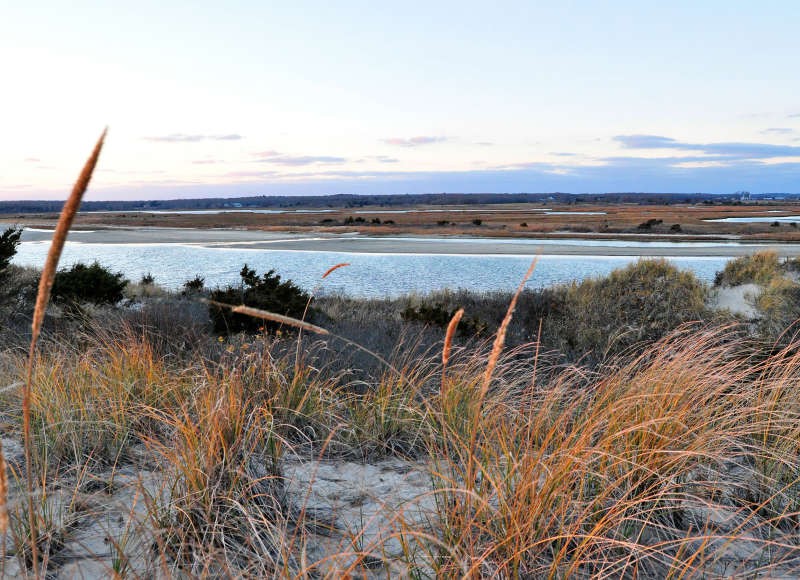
<box><xmin>2</xmin><ymin>306</ymin><xmax>800</xmax><ymax>576</ymax></box>
<box><xmin>7</xmin><ymin>137</ymin><xmax>800</xmax><ymax>576</ymax></box>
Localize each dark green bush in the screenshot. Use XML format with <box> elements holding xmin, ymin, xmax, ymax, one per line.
<box><xmin>182</xmin><ymin>275</ymin><xmax>205</xmax><ymax>295</ymax></box>
<box><xmin>472</xmin><ymin>219</ymin><xmax>483</xmax><ymax>226</ymax></box>
<box><xmin>637</xmin><ymin>218</ymin><xmax>663</xmax><ymax>230</ymax></box>
<box><xmin>140</xmin><ymin>272</ymin><xmax>155</xmax><ymax>285</ymax></box>
<box><xmin>52</xmin><ymin>261</ymin><xmax>128</xmax><ymax>305</ymax></box>
<box><xmin>0</xmin><ymin>226</ymin><xmax>22</xmax><ymax>275</ymax></box>
<box><xmin>209</xmin><ymin>265</ymin><xmax>310</xmax><ymax>334</ymax></box>
<box><xmin>401</xmin><ymin>303</ymin><xmax>487</xmax><ymax>336</ymax></box>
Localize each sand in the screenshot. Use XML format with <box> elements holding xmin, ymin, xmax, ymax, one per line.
<box><xmin>18</xmin><ymin>226</ymin><xmax>800</xmax><ymax>257</ymax></box>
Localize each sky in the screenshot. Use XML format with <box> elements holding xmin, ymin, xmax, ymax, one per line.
<box><xmin>1</xmin><ymin>0</ymin><xmax>799</xmax><ymax>200</ymax></box>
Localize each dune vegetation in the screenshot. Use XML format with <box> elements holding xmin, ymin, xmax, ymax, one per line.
<box><xmin>3</xmin><ymin>138</ymin><xmax>800</xmax><ymax>578</ymax></box>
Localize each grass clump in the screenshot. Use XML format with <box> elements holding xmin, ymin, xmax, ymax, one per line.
<box><xmin>714</xmin><ymin>250</ymin><xmax>782</xmax><ymax>286</ymax></box>
<box><xmin>559</xmin><ymin>258</ymin><xmax>709</xmax><ymax>357</ymax></box>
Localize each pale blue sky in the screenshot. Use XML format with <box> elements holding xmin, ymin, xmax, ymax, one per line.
<box><xmin>2</xmin><ymin>1</ymin><xmax>799</xmax><ymax>199</ymax></box>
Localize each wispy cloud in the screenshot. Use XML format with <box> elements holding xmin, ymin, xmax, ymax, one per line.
<box><xmin>367</xmin><ymin>155</ymin><xmax>399</xmax><ymax>163</ymax></box>
<box><xmin>613</xmin><ymin>134</ymin><xmax>800</xmax><ymax>159</ymax></box>
<box><xmin>382</xmin><ymin>136</ymin><xmax>447</xmax><ymax>147</ymax></box>
<box><xmin>476</xmin><ymin>142</ymin><xmax>494</xmax><ymax>147</ymax></box>
<box><xmin>145</xmin><ymin>133</ymin><xmax>243</xmax><ymax>143</ymax></box>
<box><xmin>762</xmin><ymin>127</ymin><xmax>795</xmax><ymax>135</ymax></box>
<box><xmin>191</xmin><ymin>159</ymin><xmax>220</xmax><ymax>165</ymax></box>
<box><xmin>24</xmin><ymin>157</ymin><xmax>40</xmax><ymax>162</ymax></box>
<box><xmin>255</xmin><ymin>155</ymin><xmax>347</xmax><ymax>166</ymax></box>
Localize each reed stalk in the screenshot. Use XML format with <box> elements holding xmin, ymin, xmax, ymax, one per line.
<box><xmin>23</xmin><ymin>128</ymin><xmax>106</xmax><ymax>576</ymax></box>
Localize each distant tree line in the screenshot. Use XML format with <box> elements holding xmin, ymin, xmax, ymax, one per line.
<box><xmin>1</xmin><ymin>191</ymin><xmax>797</xmax><ymax>214</ymax></box>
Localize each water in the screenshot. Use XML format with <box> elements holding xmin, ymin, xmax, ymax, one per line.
<box><xmin>352</xmin><ymin>236</ymin><xmax>751</xmax><ymax>248</ymax></box>
<box><xmin>706</xmin><ymin>216</ymin><xmax>800</xmax><ymax>223</ymax></box>
<box><xmin>13</xmin><ymin>241</ymin><xmax>730</xmax><ymax>297</ymax></box>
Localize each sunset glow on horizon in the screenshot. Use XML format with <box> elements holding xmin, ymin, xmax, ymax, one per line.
<box><xmin>2</xmin><ymin>1</ymin><xmax>799</xmax><ymax>200</ymax></box>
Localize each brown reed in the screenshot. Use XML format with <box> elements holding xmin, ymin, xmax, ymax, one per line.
<box><xmin>321</xmin><ymin>262</ymin><xmax>350</xmax><ymax>278</ymax></box>
<box><xmin>0</xmin><ymin>439</ymin><xmax>8</xmax><ymax>534</ymax></box>
<box><xmin>441</xmin><ymin>308</ymin><xmax>464</xmax><ymax>396</ymax></box>
<box><xmin>202</xmin><ymin>299</ymin><xmax>330</xmax><ymax>335</ymax></box>
<box><xmin>481</xmin><ymin>254</ymin><xmax>538</xmax><ymax>396</ymax></box>
<box><xmin>23</xmin><ymin>128</ymin><xmax>107</xmax><ymax>576</ymax></box>
<box><xmin>0</xmin><ymin>439</ymin><xmax>6</xmax><ymax>577</ymax></box>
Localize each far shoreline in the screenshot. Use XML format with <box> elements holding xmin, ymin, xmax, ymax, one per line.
<box><xmin>15</xmin><ymin>225</ymin><xmax>800</xmax><ymax>258</ymax></box>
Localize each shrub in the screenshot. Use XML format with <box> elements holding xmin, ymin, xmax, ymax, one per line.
<box><xmin>714</xmin><ymin>251</ymin><xmax>781</xmax><ymax>286</ymax></box>
<box><xmin>384</xmin><ymin>219</ymin><xmax>395</xmax><ymax>225</ymax></box>
<box><xmin>637</xmin><ymin>218</ymin><xmax>662</xmax><ymax>230</ymax></box>
<box><xmin>472</xmin><ymin>219</ymin><xmax>482</xmax><ymax>226</ymax></box>
<box><xmin>670</xmin><ymin>223</ymin><xmax>681</xmax><ymax>232</ymax></box>
<box><xmin>771</xmin><ymin>221</ymin><xmax>780</xmax><ymax>227</ymax></box>
<box><xmin>140</xmin><ymin>272</ymin><xmax>155</xmax><ymax>285</ymax></box>
<box><xmin>0</xmin><ymin>226</ymin><xmax>22</xmax><ymax>275</ymax></box>
<box><xmin>51</xmin><ymin>261</ymin><xmax>128</xmax><ymax>305</ymax></box>
<box><xmin>520</xmin><ymin>222</ymin><xmax>528</xmax><ymax>227</ymax></box>
<box><xmin>209</xmin><ymin>265</ymin><xmax>310</xmax><ymax>334</ymax></box>
<box><xmin>437</xmin><ymin>220</ymin><xmax>448</xmax><ymax>226</ymax></box>
<box><xmin>371</xmin><ymin>218</ymin><xmax>381</xmax><ymax>224</ymax></box>
<box><xmin>754</xmin><ymin>277</ymin><xmax>800</xmax><ymax>343</ymax></box>
<box><xmin>401</xmin><ymin>302</ymin><xmax>486</xmax><ymax>336</ymax></box>
<box><xmin>561</xmin><ymin>259</ymin><xmax>709</xmax><ymax>357</ymax></box>
<box><xmin>182</xmin><ymin>275</ymin><xmax>205</xmax><ymax>294</ymax></box>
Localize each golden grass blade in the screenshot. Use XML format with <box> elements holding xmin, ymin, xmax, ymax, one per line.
<box><xmin>30</xmin><ymin>128</ymin><xmax>107</xmax><ymax>347</ymax></box>
<box><xmin>23</xmin><ymin>128</ymin><xmax>106</xmax><ymax>577</ymax></box>
<box><xmin>202</xmin><ymin>299</ymin><xmax>330</xmax><ymax>335</ymax></box>
<box><xmin>0</xmin><ymin>439</ymin><xmax>8</xmax><ymax>535</ymax></box>
<box><xmin>0</xmin><ymin>438</ymin><xmax>6</xmax><ymax>577</ymax></box>
<box><xmin>321</xmin><ymin>262</ymin><xmax>350</xmax><ymax>278</ymax></box>
<box><xmin>441</xmin><ymin>308</ymin><xmax>464</xmax><ymax>396</ymax></box>
<box><xmin>481</xmin><ymin>254</ymin><xmax>539</xmax><ymax>396</ymax></box>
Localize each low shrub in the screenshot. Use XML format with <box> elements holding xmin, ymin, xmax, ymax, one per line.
<box><xmin>561</xmin><ymin>259</ymin><xmax>709</xmax><ymax>357</ymax></box>
<box><xmin>401</xmin><ymin>302</ymin><xmax>487</xmax><ymax>336</ymax></box>
<box><xmin>182</xmin><ymin>275</ymin><xmax>205</xmax><ymax>295</ymax></box>
<box><xmin>209</xmin><ymin>265</ymin><xmax>310</xmax><ymax>334</ymax></box>
<box><xmin>754</xmin><ymin>277</ymin><xmax>800</xmax><ymax>344</ymax></box>
<box><xmin>637</xmin><ymin>218</ymin><xmax>662</xmax><ymax>230</ymax></box>
<box><xmin>472</xmin><ymin>219</ymin><xmax>483</xmax><ymax>226</ymax></box>
<box><xmin>51</xmin><ymin>261</ymin><xmax>128</xmax><ymax>305</ymax></box>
